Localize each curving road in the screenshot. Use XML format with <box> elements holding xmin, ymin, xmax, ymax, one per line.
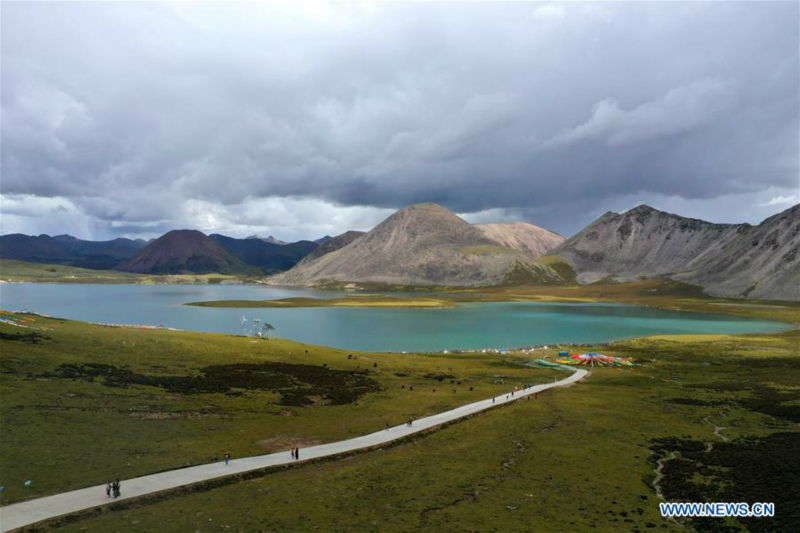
<box><xmin>0</xmin><ymin>368</ymin><xmax>588</xmax><ymax>532</ymax></box>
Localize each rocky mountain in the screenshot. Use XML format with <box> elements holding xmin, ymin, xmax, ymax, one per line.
<box><xmin>0</xmin><ymin>233</ymin><xmax>146</xmax><ymax>269</ymax></box>
<box><xmin>675</xmin><ymin>204</ymin><xmax>800</xmax><ymax>300</ymax></box>
<box><xmin>271</xmin><ymin>203</ymin><xmax>568</xmax><ymax>287</ymax></box>
<box><xmin>555</xmin><ymin>204</ymin><xmax>800</xmax><ymax>301</ymax></box>
<box><xmin>298</xmin><ymin>230</ymin><xmax>366</xmax><ymax>264</ymax></box>
<box><xmin>555</xmin><ymin>206</ymin><xmax>747</xmax><ymax>284</ymax></box>
<box><xmin>246</xmin><ymin>234</ymin><xmax>288</xmax><ymax>246</ymax></box>
<box><xmin>116</xmin><ymin>230</ymin><xmax>254</xmax><ymax>274</ymax></box>
<box><xmin>210</xmin><ymin>235</ymin><xmax>318</xmax><ymax>273</ymax></box>
<box><xmin>477</xmin><ymin>222</ymin><xmax>565</xmax><ymax>258</ymax></box>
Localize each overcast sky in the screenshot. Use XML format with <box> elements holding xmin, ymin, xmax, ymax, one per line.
<box><xmin>2</xmin><ymin>1</ymin><xmax>798</xmax><ymax>241</ymax></box>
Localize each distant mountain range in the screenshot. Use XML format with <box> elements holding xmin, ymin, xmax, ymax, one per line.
<box><xmin>209</xmin><ymin>234</ymin><xmax>318</xmax><ymax>272</ymax></box>
<box><xmin>245</xmin><ymin>234</ymin><xmax>288</xmax><ymax>245</ymax></box>
<box><xmin>0</xmin><ymin>230</ymin><xmax>326</xmax><ymax>274</ymax></box>
<box><xmin>0</xmin><ymin>233</ymin><xmax>148</xmax><ymax>269</ymax></box>
<box><xmin>2</xmin><ymin>202</ymin><xmax>797</xmax><ymax>300</ymax></box>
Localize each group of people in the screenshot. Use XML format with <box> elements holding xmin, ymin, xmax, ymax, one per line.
<box><xmin>291</xmin><ymin>447</ymin><xmax>300</xmax><ymax>460</ymax></box>
<box><xmin>105</xmin><ymin>479</ymin><xmax>121</xmax><ymax>499</ymax></box>
<box><xmin>493</xmin><ymin>388</ymin><xmax>539</xmax><ymax>405</ymax></box>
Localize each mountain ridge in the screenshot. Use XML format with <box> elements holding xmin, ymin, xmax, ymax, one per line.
<box><xmin>0</xmin><ymin>233</ymin><xmax>147</xmax><ymax>269</ymax></box>
<box><xmin>477</xmin><ymin>222</ymin><xmax>565</xmax><ymax>258</ymax></box>
<box><xmin>210</xmin><ymin>234</ymin><xmax>317</xmax><ymax>273</ymax></box>
<box><xmin>271</xmin><ymin>203</ymin><xmax>569</xmax><ymax>287</ymax></box>
<box><xmin>115</xmin><ymin>230</ymin><xmax>254</xmax><ymax>275</ymax></box>
<box><xmin>555</xmin><ymin>203</ymin><xmax>798</xmax><ymax>300</ymax></box>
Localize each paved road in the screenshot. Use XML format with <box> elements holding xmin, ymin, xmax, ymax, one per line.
<box><xmin>1</xmin><ymin>368</ymin><xmax>588</xmax><ymax>532</ymax></box>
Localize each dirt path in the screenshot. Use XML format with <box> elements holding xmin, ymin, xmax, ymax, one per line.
<box><xmin>703</xmin><ymin>409</ymin><xmax>729</xmax><ymax>452</ymax></box>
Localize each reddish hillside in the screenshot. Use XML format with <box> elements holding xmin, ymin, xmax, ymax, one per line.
<box><xmin>116</xmin><ymin>230</ymin><xmax>253</xmax><ymax>274</ymax></box>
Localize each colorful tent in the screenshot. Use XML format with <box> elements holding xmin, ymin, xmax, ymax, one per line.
<box><xmin>554</xmin><ymin>352</ymin><xmax>635</xmax><ymax>368</ymax></box>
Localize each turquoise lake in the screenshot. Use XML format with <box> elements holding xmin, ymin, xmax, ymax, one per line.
<box><xmin>0</xmin><ymin>283</ymin><xmax>787</xmax><ymax>352</ymax></box>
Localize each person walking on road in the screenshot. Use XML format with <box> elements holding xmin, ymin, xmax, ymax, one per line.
<box><xmin>295</xmin><ymin>448</ymin><xmax>300</xmax><ymax>460</ymax></box>
<box><xmin>224</xmin><ymin>451</ymin><xmax>230</xmax><ymax>466</ymax></box>
<box><xmin>112</xmin><ymin>479</ymin><xmax>121</xmax><ymax>499</ymax></box>
<box><xmin>106</xmin><ymin>481</ymin><xmax>112</xmax><ymax>498</ymax></box>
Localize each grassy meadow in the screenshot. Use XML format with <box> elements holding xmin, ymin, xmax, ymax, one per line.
<box><xmin>22</xmin><ymin>327</ymin><xmax>799</xmax><ymax>533</ymax></box>
<box><xmin>1</xmin><ymin>279</ymin><xmax>799</xmax><ymax>532</ymax></box>
<box><xmin>0</xmin><ymin>313</ymin><xmax>559</xmax><ymax>505</ymax></box>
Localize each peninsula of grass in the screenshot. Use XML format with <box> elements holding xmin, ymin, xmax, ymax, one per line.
<box><xmin>185</xmin><ymin>296</ymin><xmax>456</xmax><ymax>308</ymax></box>
<box><xmin>188</xmin><ymin>279</ymin><xmax>800</xmax><ymax>323</ymax></box>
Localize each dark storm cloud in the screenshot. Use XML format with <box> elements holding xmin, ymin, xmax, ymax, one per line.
<box><xmin>1</xmin><ymin>2</ymin><xmax>798</xmax><ymax>239</ymax></box>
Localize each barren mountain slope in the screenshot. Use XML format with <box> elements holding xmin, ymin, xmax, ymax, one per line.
<box><xmin>675</xmin><ymin>204</ymin><xmax>800</xmax><ymax>300</ymax></box>
<box><xmin>298</xmin><ymin>230</ymin><xmax>366</xmax><ymax>265</ymax></box>
<box><xmin>271</xmin><ymin>203</ymin><xmax>546</xmax><ymax>286</ymax></box>
<box><xmin>555</xmin><ymin>206</ymin><xmax>747</xmax><ymax>284</ymax></box>
<box><xmin>477</xmin><ymin>222</ymin><xmax>565</xmax><ymax>258</ymax></box>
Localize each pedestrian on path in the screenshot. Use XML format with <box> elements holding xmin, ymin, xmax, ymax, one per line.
<box><xmin>106</xmin><ymin>481</ymin><xmax>112</xmax><ymax>498</ymax></box>
<box><xmin>224</xmin><ymin>451</ymin><xmax>230</xmax><ymax>466</ymax></box>
<box><xmin>385</xmin><ymin>422</ymin><xmax>389</xmax><ymax>431</ymax></box>
<box><xmin>492</xmin><ymin>397</ymin><xmax>495</xmax><ymax>404</ymax></box>
<box><xmin>295</xmin><ymin>448</ymin><xmax>300</xmax><ymax>460</ymax></box>
<box><xmin>113</xmin><ymin>479</ymin><xmax>121</xmax><ymax>499</ymax></box>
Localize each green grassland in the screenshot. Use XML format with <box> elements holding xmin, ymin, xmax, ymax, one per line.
<box><xmin>0</xmin><ymin>313</ymin><xmax>558</xmax><ymax>505</ymax></box>
<box><xmin>0</xmin><ymin>260</ymin><xmax>144</xmax><ymax>283</ymax></box>
<box><xmin>23</xmin><ymin>326</ymin><xmax>800</xmax><ymax>533</ymax></box>
<box><xmin>2</xmin><ymin>310</ymin><xmax>799</xmax><ymax>532</ymax></box>
<box><xmin>0</xmin><ymin>260</ymin><xmax>257</xmax><ymax>285</ymax></box>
